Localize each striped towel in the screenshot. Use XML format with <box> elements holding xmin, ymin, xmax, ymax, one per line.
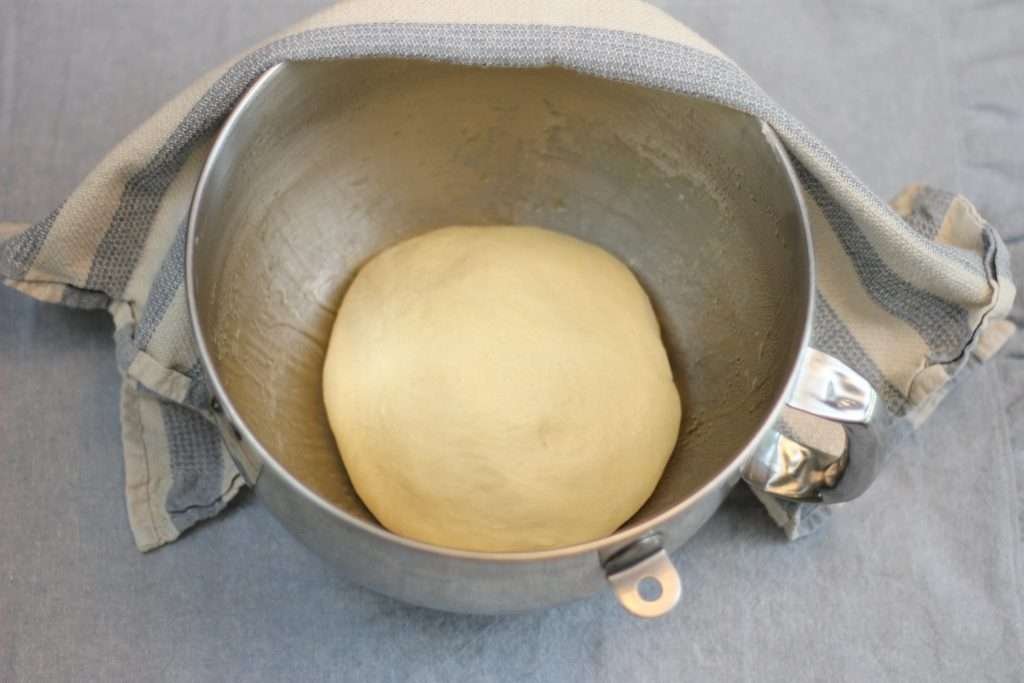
<box><xmin>1</xmin><ymin>0</ymin><xmax>1015</xmax><ymax>551</ymax></box>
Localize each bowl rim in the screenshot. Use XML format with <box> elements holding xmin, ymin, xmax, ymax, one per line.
<box><xmin>185</xmin><ymin>60</ymin><xmax>815</xmax><ymax>563</ymax></box>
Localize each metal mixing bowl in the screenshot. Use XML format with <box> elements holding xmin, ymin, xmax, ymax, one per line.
<box><xmin>186</xmin><ymin>59</ymin><xmax>882</xmax><ymax>616</ymax></box>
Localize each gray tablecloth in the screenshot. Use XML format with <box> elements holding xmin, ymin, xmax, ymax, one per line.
<box><xmin>2</xmin><ymin>2</ymin><xmax>1021</xmax><ymax>681</ymax></box>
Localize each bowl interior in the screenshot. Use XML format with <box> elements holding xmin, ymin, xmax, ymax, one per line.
<box><xmin>190</xmin><ymin>59</ymin><xmax>810</xmax><ymax>541</ymax></box>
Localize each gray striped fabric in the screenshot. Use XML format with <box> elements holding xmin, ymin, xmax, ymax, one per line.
<box><xmin>0</xmin><ymin>1</ymin><xmax>1016</xmax><ymax>550</ymax></box>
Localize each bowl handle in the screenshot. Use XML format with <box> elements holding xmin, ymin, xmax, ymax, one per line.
<box><xmin>742</xmin><ymin>348</ymin><xmax>892</xmax><ymax>503</ymax></box>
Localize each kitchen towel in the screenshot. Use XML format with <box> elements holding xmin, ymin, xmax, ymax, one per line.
<box><xmin>0</xmin><ymin>0</ymin><xmax>1015</xmax><ymax>550</ymax></box>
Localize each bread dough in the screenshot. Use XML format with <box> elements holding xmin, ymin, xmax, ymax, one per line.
<box><xmin>322</xmin><ymin>225</ymin><xmax>682</xmax><ymax>552</ymax></box>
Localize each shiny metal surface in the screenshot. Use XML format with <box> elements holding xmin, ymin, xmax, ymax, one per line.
<box><xmin>187</xmin><ymin>59</ymin><xmax>818</xmax><ymax>614</ymax></box>
<box><xmin>742</xmin><ymin>348</ymin><xmax>886</xmax><ymax>502</ymax></box>
<box><xmin>789</xmin><ymin>348</ymin><xmax>877</xmax><ymax>424</ymax></box>
<box><xmin>743</xmin><ymin>431</ymin><xmax>849</xmax><ymax>501</ymax></box>
<box><xmin>606</xmin><ymin>549</ymin><xmax>682</xmax><ymax>619</ymax></box>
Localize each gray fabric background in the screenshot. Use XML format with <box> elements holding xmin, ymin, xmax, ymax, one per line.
<box><xmin>1</xmin><ymin>1</ymin><xmax>1021</xmax><ymax>680</ymax></box>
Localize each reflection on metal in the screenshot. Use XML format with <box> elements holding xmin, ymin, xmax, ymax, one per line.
<box><xmin>743</xmin><ymin>348</ymin><xmax>889</xmax><ymax>503</ymax></box>
<box><xmin>744</xmin><ymin>431</ymin><xmax>848</xmax><ymax>501</ymax></box>
<box><xmin>789</xmin><ymin>348</ymin><xmax>876</xmax><ymax>424</ymax></box>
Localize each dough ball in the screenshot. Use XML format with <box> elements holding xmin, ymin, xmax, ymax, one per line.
<box><xmin>322</xmin><ymin>225</ymin><xmax>681</xmax><ymax>552</ymax></box>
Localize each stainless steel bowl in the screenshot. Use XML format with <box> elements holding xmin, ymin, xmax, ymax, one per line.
<box><xmin>186</xmin><ymin>59</ymin><xmax>884</xmax><ymax>616</ymax></box>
